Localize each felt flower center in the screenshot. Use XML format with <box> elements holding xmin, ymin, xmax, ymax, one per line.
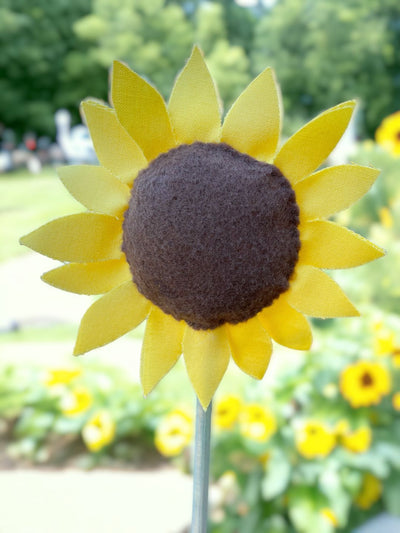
<box><xmin>122</xmin><ymin>142</ymin><xmax>300</xmax><ymax>330</ymax></box>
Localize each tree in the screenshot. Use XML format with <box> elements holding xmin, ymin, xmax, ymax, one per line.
<box><xmin>74</xmin><ymin>0</ymin><xmax>194</xmax><ymax>100</ymax></box>
<box><xmin>0</xmin><ymin>0</ymin><xmax>107</xmax><ymax>138</ymax></box>
<box><xmin>252</xmin><ymin>0</ymin><xmax>400</xmax><ymax>135</ymax></box>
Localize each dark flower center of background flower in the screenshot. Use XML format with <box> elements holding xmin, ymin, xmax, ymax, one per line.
<box><xmin>361</xmin><ymin>372</ymin><xmax>374</xmax><ymax>387</ymax></box>
<box><xmin>122</xmin><ymin>142</ymin><xmax>300</xmax><ymax>330</ymax></box>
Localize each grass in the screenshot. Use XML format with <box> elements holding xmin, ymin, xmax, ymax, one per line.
<box><xmin>0</xmin><ymin>167</ymin><xmax>83</xmax><ymax>261</ymax></box>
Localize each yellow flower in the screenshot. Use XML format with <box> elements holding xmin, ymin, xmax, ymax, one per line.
<box><xmin>214</xmin><ymin>394</ymin><xmax>241</xmax><ymax>429</ymax></box>
<box><xmin>355</xmin><ymin>473</ymin><xmax>382</xmax><ymax>509</ymax></box>
<box><xmin>240</xmin><ymin>404</ymin><xmax>277</xmax><ymax>442</ymax></box>
<box><xmin>296</xmin><ymin>421</ymin><xmax>336</xmax><ymax>459</ymax></box>
<box><xmin>392</xmin><ymin>392</ymin><xmax>400</xmax><ymax>411</ymax></box>
<box><xmin>341</xmin><ymin>426</ymin><xmax>372</xmax><ymax>453</ymax></box>
<box><xmin>60</xmin><ymin>386</ymin><xmax>92</xmax><ymax>416</ymax></box>
<box><xmin>20</xmin><ymin>47</ymin><xmax>384</xmax><ymax>409</ymax></box>
<box><xmin>376</xmin><ymin>111</ymin><xmax>400</xmax><ymax>157</ymax></box>
<box><xmin>392</xmin><ymin>349</ymin><xmax>400</xmax><ymax>368</ymax></box>
<box><xmin>82</xmin><ymin>410</ymin><xmax>116</xmax><ymax>452</ymax></box>
<box><xmin>44</xmin><ymin>367</ymin><xmax>82</xmax><ymax>386</ymax></box>
<box><xmin>373</xmin><ymin>329</ymin><xmax>396</xmax><ymax>356</ymax></box>
<box><xmin>155</xmin><ymin>409</ymin><xmax>193</xmax><ymax>457</ymax></box>
<box><xmin>378</xmin><ymin>207</ymin><xmax>394</xmax><ymax>229</ymax></box>
<box><xmin>321</xmin><ymin>508</ymin><xmax>339</xmax><ymax>528</ymax></box>
<box><xmin>340</xmin><ymin>361</ymin><xmax>391</xmax><ymax>408</ymax></box>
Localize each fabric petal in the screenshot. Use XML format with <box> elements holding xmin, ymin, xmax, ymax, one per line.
<box><xmin>183</xmin><ymin>326</ymin><xmax>230</xmax><ymax>410</ymax></box>
<box><xmin>226</xmin><ymin>317</ymin><xmax>272</xmax><ymax>379</ymax></box>
<box><xmin>274</xmin><ymin>101</ymin><xmax>355</xmax><ymax>184</ymax></box>
<box><xmin>168</xmin><ymin>46</ymin><xmax>220</xmax><ymax>144</ymax></box>
<box><xmin>20</xmin><ymin>214</ymin><xmax>122</xmax><ymax>262</ymax></box>
<box><xmin>287</xmin><ymin>265</ymin><xmax>359</xmax><ymax>318</ymax></box>
<box><xmin>58</xmin><ymin>165</ymin><xmax>130</xmax><ymax>217</ymax></box>
<box><xmin>41</xmin><ymin>258</ymin><xmax>131</xmax><ymax>295</ymax></box>
<box><xmin>221</xmin><ymin>67</ymin><xmax>281</xmax><ymax>161</ymax></box>
<box><xmin>82</xmin><ymin>100</ymin><xmax>147</xmax><ymax>185</ymax></box>
<box><xmin>294</xmin><ymin>165</ymin><xmax>379</xmax><ymax>220</ymax></box>
<box><xmin>111</xmin><ymin>61</ymin><xmax>175</xmax><ymax>161</ymax></box>
<box><xmin>140</xmin><ymin>307</ymin><xmax>185</xmax><ymax>395</ymax></box>
<box><xmin>258</xmin><ymin>294</ymin><xmax>312</xmax><ymax>350</ymax></box>
<box><xmin>299</xmin><ymin>220</ymin><xmax>385</xmax><ymax>269</ymax></box>
<box><xmin>74</xmin><ymin>281</ymin><xmax>150</xmax><ymax>355</ymax></box>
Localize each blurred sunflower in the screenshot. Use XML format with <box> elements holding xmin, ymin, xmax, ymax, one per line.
<box><xmin>376</xmin><ymin>110</ymin><xmax>400</xmax><ymax>157</ymax></box>
<box><xmin>392</xmin><ymin>392</ymin><xmax>400</xmax><ymax>411</ymax></box>
<box><xmin>60</xmin><ymin>386</ymin><xmax>92</xmax><ymax>416</ymax></box>
<box><xmin>340</xmin><ymin>361</ymin><xmax>391</xmax><ymax>408</ymax></box>
<box><xmin>44</xmin><ymin>367</ymin><xmax>82</xmax><ymax>387</ymax></box>
<box><xmin>296</xmin><ymin>421</ymin><xmax>336</xmax><ymax>459</ymax></box>
<box><xmin>239</xmin><ymin>404</ymin><xmax>276</xmax><ymax>442</ymax></box>
<box><xmin>82</xmin><ymin>410</ymin><xmax>116</xmax><ymax>452</ymax></box>
<box><xmin>214</xmin><ymin>394</ymin><xmax>242</xmax><ymax>430</ymax></box>
<box><xmin>155</xmin><ymin>408</ymin><xmax>193</xmax><ymax>457</ymax></box>
<box><xmin>21</xmin><ymin>47</ymin><xmax>383</xmax><ymax>409</ymax></box>
<box><xmin>341</xmin><ymin>426</ymin><xmax>372</xmax><ymax>454</ymax></box>
<box><xmin>355</xmin><ymin>473</ymin><xmax>382</xmax><ymax>509</ymax></box>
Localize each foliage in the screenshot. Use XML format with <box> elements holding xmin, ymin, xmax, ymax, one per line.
<box><xmin>159</xmin><ymin>312</ymin><xmax>400</xmax><ymax>532</ymax></box>
<box><xmin>4</xmin><ymin>0</ymin><xmax>400</xmax><ymax>139</ymax></box>
<box><xmin>0</xmin><ymin>0</ymin><xmax>108</xmax><ymax>138</ymax></box>
<box><xmin>251</xmin><ymin>0</ymin><xmax>400</xmax><ymax>136</ymax></box>
<box><xmin>0</xmin><ymin>361</ymin><xmax>174</xmax><ymax>468</ymax></box>
<box><xmin>74</xmin><ymin>0</ymin><xmax>194</xmax><ymax>100</ymax></box>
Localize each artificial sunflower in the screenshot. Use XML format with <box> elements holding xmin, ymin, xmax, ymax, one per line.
<box><xmin>21</xmin><ymin>47</ymin><xmax>384</xmax><ymax>409</ymax></box>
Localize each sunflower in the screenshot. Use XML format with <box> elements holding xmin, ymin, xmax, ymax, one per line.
<box><xmin>214</xmin><ymin>394</ymin><xmax>242</xmax><ymax>430</ymax></box>
<box><xmin>295</xmin><ymin>420</ymin><xmax>336</xmax><ymax>459</ymax></box>
<box><xmin>376</xmin><ymin>110</ymin><xmax>400</xmax><ymax>157</ymax></box>
<box><xmin>340</xmin><ymin>426</ymin><xmax>372</xmax><ymax>454</ymax></box>
<box><xmin>155</xmin><ymin>408</ymin><xmax>193</xmax><ymax>457</ymax></box>
<box><xmin>340</xmin><ymin>361</ymin><xmax>391</xmax><ymax>408</ymax></box>
<box><xmin>355</xmin><ymin>473</ymin><xmax>382</xmax><ymax>510</ymax></box>
<box><xmin>239</xmin><ymin>404</ymin><xmax>276</xmax><ymax>442</ymax></box>
<box><xmin>20</xmin><ymin>47</ymin><xmax>384</xmax><ymax>409</ymax></box>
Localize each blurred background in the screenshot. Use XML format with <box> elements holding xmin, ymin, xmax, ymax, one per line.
<box><xmin>1</xmin><ymin>0</ymin><xmax>400</xmax><ymax>532</ymax></box>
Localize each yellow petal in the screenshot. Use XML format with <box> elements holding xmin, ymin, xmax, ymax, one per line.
<box><xmin>258</xmin><ymin>294</ymin><xmax>312</xmax><ymax>350</ymax></box>
<box><xmin>299</xmin><ymin>220</ymin><xmax>385</xmax><ymax>269</ymax></box>
<box><xmin>20</xmin><ymin>214</ymin><xmax>122</xmax><ymax>262</ymax></box>
<box><xmin>140</xmin><ymin>307</ymin><xmax>185</xmax><ymax>395</ymax></box>
<box><xmin>58</xmin><ymin>165</ymin><xmax>130</xmax><ymax>217</ymax></box>
<box><xmin>221</xmin><ymin>67</ymin><xmax>281</xmax><ymax>161</ymax></box>
<box><xmin>111</xmin><ymin>61</ymin><xmax>175</xmax><ymax>161</ymax></box>
<box><xmin>42</xmin><ymin>258</ymin><xmax>131</xmax><ymax>295</ymax></box>
<box><xmin>74</xmin><ymin>281</ymin><xmax>150</xmax><ymax>355</ymax></box>
<box><xmin>287</xmin><ymin>265</ymin><xmax>359</xmax><ymax>318</ymax></box>
<box><xmin>226</xmin><ymin>317</ymin><xmax>272</xmax><ymax>379</ymax></box>
<box><xmin>82</xmin><ymin>100</ymin><xmax>147</xmax><ymax>185</ymax></box>
<box><xmin>274</xmin><ymin>101</ymin><xmax>355</xmax><ymax>184</ymax></box>
<box><xmin>294</xmin><ymin>165</ymin><xmax>379</xmax><ymax>220</ymax></box>
<box><xmin>168</xmin><ymin>46</ymin><xmax>220</xmax><ymax>144</ymax></box>
<box><xmin>183</xmin><ymin>326</ymin><xmax>230</xmax><ymax>410</ymax></box>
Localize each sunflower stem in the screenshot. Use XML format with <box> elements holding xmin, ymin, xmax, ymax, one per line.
<box><xmin>191</xmin><ymin>398</ymin><xmax>212</xmax><ymax>533</ymax></box>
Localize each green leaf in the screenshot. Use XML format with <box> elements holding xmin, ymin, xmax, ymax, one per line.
<box><xmin>262</xmin><ymin>449</ymin><xmax>291</xmax><ymax>500</ymax></box>
<box><xmin>288</xmin><ymin>486</ymin><xmax>333</xmax><ymax>533</ymax></box>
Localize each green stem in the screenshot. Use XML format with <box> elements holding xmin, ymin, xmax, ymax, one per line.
<box><xmin>191</xmin><ymin>398</ymin><xmax>212</xmax><ymax>533</ymax></box>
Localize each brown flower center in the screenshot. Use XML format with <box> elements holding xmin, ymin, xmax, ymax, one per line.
<box><xmin>361</xmin><ymin>372</ymin><xmax>374</xmax><ymax>387</ymax></box>
<box><xmin>122</xmin><ymin>142</ymin><xmax>300</xmax><ymax>330</ymax></box>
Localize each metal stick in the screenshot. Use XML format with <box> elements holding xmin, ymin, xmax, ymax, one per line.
<box><xmin>191</xmin><ymin>398</ymin><xmax>212</xmax><ymax>533</ymax></box>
